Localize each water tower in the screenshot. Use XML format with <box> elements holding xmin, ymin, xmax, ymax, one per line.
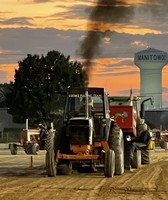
<box><xmin>134</xmin><ymin>48</ymin><xmax>168</xmax><ymax>109</ymax></box>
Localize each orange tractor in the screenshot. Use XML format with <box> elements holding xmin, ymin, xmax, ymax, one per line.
<box><xmin>9</xmin><ymin>121</ymin><xmax>48</xmax><ymax>155</ymax></box>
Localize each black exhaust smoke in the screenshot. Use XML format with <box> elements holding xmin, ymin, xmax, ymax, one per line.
<box><xmin>79</xmin><ymin>0</ymin><xmax>165</xmax><ymax>83</ymax></box>
<box><xmin>80</xmin><ymin>0</ymin><xmax>134</xmax><ymax>71</ymax></box>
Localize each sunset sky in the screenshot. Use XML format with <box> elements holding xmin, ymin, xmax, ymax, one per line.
<box><xmin>1</xmin><ymin>0</ymin><xmax>168</xmax><ymax>106</ymax></box>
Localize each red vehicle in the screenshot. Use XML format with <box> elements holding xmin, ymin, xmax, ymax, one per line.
<box><xmin>108</xmin><ymin>96</ymin><xmax>152</xmax><ymax>167</ymax></box>
<box><xmin>108</xmin><ymin>96</ymin><xmax>140</xmax><ymax>137</ymax></box>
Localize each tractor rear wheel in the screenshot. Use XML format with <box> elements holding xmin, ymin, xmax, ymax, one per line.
<box><xmin>141</xmin><ymin>149</ymin><xmax>151</xmax><ymax>164</ymax></box>
<box><xmin>45</xmin><ymin>151</ymin><xmax>50</xmax><ymax>175</ymax></box>
<box><xmin>31</xmin><ymin>143</ymin><xmax>39</xmax><ymax>155</ymax></box>
<box><xmin>104</xmin><ymin>149</ymin><xmax>115</xmax><ymax>177</ymax></box>
<box><xmin>45</xmin><ymin>130</ymin><xmax>57</xmax><ymax>177</ymax></box>
<box><xmin>108</xmin><ymin>125</ymin><xmax>124</xmax><ymax>175</ymax></box>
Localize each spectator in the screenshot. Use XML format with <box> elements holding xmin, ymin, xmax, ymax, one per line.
<box><xmin>129</xmin><ymin>120</ymin><xmax>151</xmax><ymax>168</ymax></box>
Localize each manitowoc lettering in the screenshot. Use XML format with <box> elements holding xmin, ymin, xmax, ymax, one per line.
<box><xmin>137</xmin><ymin>54</ymin><xmax>166</xmax><ymax>61</ymax></box>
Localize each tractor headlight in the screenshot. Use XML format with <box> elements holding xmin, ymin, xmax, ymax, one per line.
<box><xmin>102</xmin><ymin>119</ymin><xmax>106</xmax><ymax>127</ymax></box>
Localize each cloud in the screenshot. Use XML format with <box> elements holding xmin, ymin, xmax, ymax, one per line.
<box><xmin>0</xmin><ymin>17</ymin><xmax>34</xmax><ymax>26</ymax></box>
<box><xmin>97</xmin><ymin>70</ymin><xmax>138</xmax><ymax>77</ymax></box>
<box><xmin>57</xmin><ymin>0</ymin><xmax>168</xmax><ymax>30</ymax></box>
<box><xmin>138</xmin><ymin>0</ymin><xmax>168</xmax><ymax>17</ymax></box>
<box><xmin>0</xmin><ymin>28</ymin><xmax>168</xmax><ymax>64</ymax></box>
<box><xmin>119</xmin><ymin>88</ymin><xmax>140</xmax><ymax>96</ymax></box>
<box><xmin>0</xmin><ymin>28</ymin><xmax>83</xmax><ymax>65</ymax></box>
<box><xmin>50</xmin><ymin>4</ymin><xmax>89</xmax><ymax>20</ymax></box>
<box><xmin>131</xmin><ymin>41</ymin><xmax>149</xmax><ymax>48</ymax></box>
<box><xmin>0</xmin><ymin>27</ymin><xmax>167</xmax><ymax>85</ymax></box>
<box><xmin>0</xmin><ymin>70</ymin><xmax>8</xmax><ymax>83</ymax></box>
<box><xmin>33</xmin><ymin>0</ymin><xmax>54</xmax><ymax>3</ymax></box>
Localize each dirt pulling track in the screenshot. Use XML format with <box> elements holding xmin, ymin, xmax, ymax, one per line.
<box><xmin>0</xmin><ymin>149</ymin><xmax>168</xmax><ymax>200</ymax></box>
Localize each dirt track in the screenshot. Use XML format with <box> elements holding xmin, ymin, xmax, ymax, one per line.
<box><xmin>0</xmin><ymin>149</ymin><xmax>168</xmax><ymax>200</ymax></box>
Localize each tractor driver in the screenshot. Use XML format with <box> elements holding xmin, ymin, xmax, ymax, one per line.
<box><xmin>79</xmin><ymin>95</ymin><xmax>94</xmax><ymax>116</ymax></box>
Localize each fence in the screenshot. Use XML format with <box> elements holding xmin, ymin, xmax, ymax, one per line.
<box><xmin>0</xmin><ymin>128</ymin><xmax>22</xmax><ymax>143</ymax></box>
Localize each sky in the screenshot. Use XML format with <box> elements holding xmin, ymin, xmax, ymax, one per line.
<box><xmin>1</xmin><ymin>0</ymin><xmax>168</xmax><ymax>106</ymax></box>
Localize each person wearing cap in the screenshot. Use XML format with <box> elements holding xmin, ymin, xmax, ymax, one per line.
<box><xmin>129</xmin><ymin>119</ymin><xmax>152</xmax><ymax>168</ymax></box>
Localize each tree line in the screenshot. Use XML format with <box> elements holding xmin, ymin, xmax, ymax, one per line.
<box><xmin>0</xmin><ymin>50</ymin><xmax>88</xmax><ymax>127</ymax></box>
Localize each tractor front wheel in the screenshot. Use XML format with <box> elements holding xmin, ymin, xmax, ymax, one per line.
<box><xmin>10</xmin><ymin>144</ymin><xmax>18</xmax><ymax>155</ymax></box>
<box><xmin>108</xmin><ymin>125</ymin><xmax>124</xmax><ymax>175</ymax></box>
<box><xmin>31</xmin><ymin>143</ymin><xmax>40</xmax><ymax>155</ymax></box>
<box><xmin>24</xmin><ymin>144</ymin><xmax>32</xmax><ymax>154</ymax></box>
<box><xmin>104</xmin><ymin>149</ymin><xmax>115</xmax><ymax>177</ymax></box>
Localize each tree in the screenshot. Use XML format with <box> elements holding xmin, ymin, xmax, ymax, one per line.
<box><xmin>0</xmin><ymin>83</ymin><xmax>12</xmax><ymax>108</ymax></box>
<box><xmin>6</xmin><ymin>50</ymin><xmax>88</xmax><ymax>124</ymax></box>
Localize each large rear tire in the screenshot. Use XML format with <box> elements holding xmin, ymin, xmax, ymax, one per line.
<box><xmin>108</xmin><ymin>125</ymin><xmax>124</xmax><ymax>175</ymax></box>
<box><xmin>45</xmin><ymin>151</ymin><xmax>49</xmax><ymax>174</ymax></box>
<box><xmin>132</xmin><ymin>150</ymin><xmax>141</xmax><ymax>169</ymax></box>
<box><xmin>104</xmin><ymin>149</ymin><xmax>115</xmax><ymax>177</ymax></box>
<box><xmin>45</xmin><ymin>130</ymin><xmax>57</xmax><ymax>177</ymax></box>
<box><xmin>141</xmin><ymin>149</ymin><xmax>151</xmax><ymax>164</ymax></box>
<box><xmin>31</xmin><ymin>143</ymin><xmax>40</xmax><ymax>155</ymax></box>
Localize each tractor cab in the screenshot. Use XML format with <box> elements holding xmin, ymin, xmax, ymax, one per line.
<box><xmin>63</xmin><ymin>87</ymin><xmax>111</xmax><ymax>143</ymax></box>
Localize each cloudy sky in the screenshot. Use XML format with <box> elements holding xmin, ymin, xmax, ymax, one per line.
<box><xmin>1</xmin><ymin>0</ymin><xmax>168</xmax><ymax>106</ymax></box>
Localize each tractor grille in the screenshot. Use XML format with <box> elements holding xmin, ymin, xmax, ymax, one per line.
<box><xmin>69</xmin><ymin>119</ymin><xmax>89</xmax><ymax>145</ymax></box>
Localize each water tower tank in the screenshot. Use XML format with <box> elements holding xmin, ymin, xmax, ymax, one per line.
<box><xmin>134</xmin><ymin>48</ymin><xmax>168</xmax><ymax>109</ymax></box>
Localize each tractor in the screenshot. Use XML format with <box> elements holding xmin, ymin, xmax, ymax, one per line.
<box><xmin>45</xmin><ymin>87</ymin><xmax>125</xmax><ymax>177</ymax></box>
<box><xmin>108</xmin><ymin>96</ymin><xmax>153</xmax><ymax>167</ymax></box>
<box><xmin>44</xmin><ymin>87</ymin><xmax>152</xmax><ymax>177</ymax></box>
<box><xmin>9</xmin><ymin>121</ymin><xmax>45</xmax><ymax>155</ymax></box>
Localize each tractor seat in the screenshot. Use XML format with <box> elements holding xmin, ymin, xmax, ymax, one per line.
<box><xmin>136</xmin><ymin>138</ymin><xmax>152</xmax><ymax>150</ymax></box>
